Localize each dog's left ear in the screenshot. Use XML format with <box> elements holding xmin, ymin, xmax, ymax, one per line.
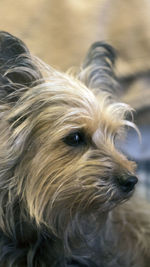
<box><xmin>78</xmin><ymin>42</ymin><xmax>120</xmax><ymax>96</ymax></box>
<box><xmin>0</xmin><ymin>31</ymin><xmax>42</xmax><ymax>102</ymax></box>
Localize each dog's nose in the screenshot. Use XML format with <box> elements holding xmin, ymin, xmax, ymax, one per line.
<box><xmin>118</xmin><ymin>175</ymin><xmax>138</xmax><ymax>193</ymax></box>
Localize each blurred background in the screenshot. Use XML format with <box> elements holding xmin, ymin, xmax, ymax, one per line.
<box><xmin>1</xmin><ymin>0</ymin><xmax>150</xmax><ymax>199</ymax></box>
<box><xmin>1</xmin><ymin>0</ymin><xmax>150</xmax><ymax>73</ymax></box>
<box><xmin>0</xmin><ymin>0</ymin><xmax>104</xmax><ymax>70</ymax></box>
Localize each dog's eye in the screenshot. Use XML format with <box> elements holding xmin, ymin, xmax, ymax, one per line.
<box><xmin>63</xmin><ymin>131</ymin><xmax>86</xmax><ymax>147</ymax></box>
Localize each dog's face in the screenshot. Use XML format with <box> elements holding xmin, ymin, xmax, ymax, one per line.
<box><xmin>7</xmin><ymin>72</ymin><xmax>136</xmax><ymax>229</ymax></box>
<box><xmin>0</xmin><ymin>33</ymin><xmax>137</xmax><ymax>233</ymax></box>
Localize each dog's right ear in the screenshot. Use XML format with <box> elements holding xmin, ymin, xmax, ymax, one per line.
<box><xmin>0</xmin><ymin>31</ymin><xmax>42</xmax><ymax>102</ymax></box>
<box><xmin>78</xmin><ymin>42</ymin><xmax>121</xmax><ymax>97</ymax></box>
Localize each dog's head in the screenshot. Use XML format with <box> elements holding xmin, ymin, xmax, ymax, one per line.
<box><xmin>0</xmin><ymin>33</ymin><xmax>137</xmax><ymax>235</ymax></box>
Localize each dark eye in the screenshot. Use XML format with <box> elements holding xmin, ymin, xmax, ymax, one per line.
<box><xmin>63</xmin><ymin>131</ymin><xmax>86</xmax><ymax>147</ymax></box>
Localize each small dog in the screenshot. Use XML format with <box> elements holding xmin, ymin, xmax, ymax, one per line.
<box><xmin>0</xmin><ymin>32</ymin><xmax>150</xmax><ymax>267</ymax></box>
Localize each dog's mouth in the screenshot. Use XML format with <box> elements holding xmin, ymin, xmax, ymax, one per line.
<box><xmin>110</xmin><ymin>179</ymin><xmax>137</xmax><ymax>205</ymax></box>
<box><xmin>74</xmin><ymin>174</ymin><xmax>138</xmax><ymax>214</ymax></box>
<box><xmin>94</xmin><ymin>176</ymin><xmax>138</xmax><ymax>209</ymax></box>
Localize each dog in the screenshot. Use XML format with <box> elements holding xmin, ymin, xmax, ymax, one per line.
<box><xmin>0</xmin><ymin>31</ymin><xmax>150</xmax><ymax>267</ymax></box>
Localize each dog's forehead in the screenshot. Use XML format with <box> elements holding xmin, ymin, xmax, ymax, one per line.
<box><xmin>61</xmin><ymin>76</ymin><xmax>102</xmax><ymax>126</ymax></box>
<box><xmin>37</xmin><ymin>72</ymin><xmax>127</xmax><ymax>138</ymax></box>
<box><xmin>45</xmin><ymin>72</ymin><xmax>101</xmax><ymax>116</ymax></box>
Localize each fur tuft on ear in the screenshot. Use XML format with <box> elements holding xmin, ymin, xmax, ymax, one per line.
<box><xmin>78</xmin><ymin>42</ymin><xmax>121</xmax><ymax>97</ymax></box>
<box><xmin>0</xmin><ymin>31</ymin><xmax>42</xmax><ymax>103</ymax></box>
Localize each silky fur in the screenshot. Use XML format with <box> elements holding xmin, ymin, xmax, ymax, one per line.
<box><xmin>0</xmin><ymin>32</ymin><xmax>150</xmax><ymax>267</ymax></box>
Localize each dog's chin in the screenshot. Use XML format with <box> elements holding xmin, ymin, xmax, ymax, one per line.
<box><xmin>99</xmin><ymin>186</ymin><xmax>136</xmax><ymax>214</ymax></box>
<box><xmin>80</xmin><ymin>183</ymin><xmax>135</xmax><ymax>211</ymax></box>
<box><xmin>110</xmin><ymin>186</ymin><xmax>136</xmax><ymax>206</ymax></box>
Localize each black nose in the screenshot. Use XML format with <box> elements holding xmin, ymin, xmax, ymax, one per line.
<box><xmin>118</xmin><ymin>175</ymin><xmax>138</xmax><ymax>193</ymax></box>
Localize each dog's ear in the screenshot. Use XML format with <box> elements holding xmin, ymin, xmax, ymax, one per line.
<box><xmin>78</xmin><ymin>42</ymin><xmax>121</xmax><ymax>96</ymax></box>
<box><xmin>0</xmin><ymin>31</ymin><xmax>42</xmax><ymax>102</ymax></box>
